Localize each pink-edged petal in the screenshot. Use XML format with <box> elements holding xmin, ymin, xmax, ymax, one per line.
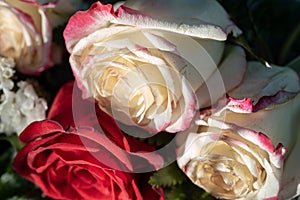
<box><xmin>63</xmin><ymin>2</ymin><xmax>116</xmax><ymax>51</ymax></box>
<box><xmin>206</xmin><ymin>118</ymin><xmax>286</xmax><ymax>160</ymax></box>
<box><xmin>253</xmin><ymin>91</ymin><xmax>299</xmax><ymax>112</ymax></box>
<box><xmin>212</xmin><ymin>93</ymin><xmax>300</xmax><ymax>151</ymax></box>
<box><xmin>196</xmin><ymin>45</ymin><xmax>247</xmax><ymax>108</ymax></box>
<box><xmin>64</xmin><ymin>0</ymin><xmax>241</xmax><ymax>53</ymax></box>
<box><xmin>123</xmin><ymin>0</ymin><xmax>242</xmax><ymax>38</ymax></box>
<box><xmin>165</xmin><ymin>78</ymin><xmax>197</xmax><ymax>133</ymax></box>
<box><xmin>226</xmin><ymin>97</ymin><xmax>253</xmax><ymax>113</ymax></box>
<box><xmin>228</xmin><ymin>61</ymin><xmax>300</xmax><ymax>105</ymax></box>
<box><xmin>177</xmin><ymin>125</ymin><xmax>283</xmax><ymax>199</ymax></box>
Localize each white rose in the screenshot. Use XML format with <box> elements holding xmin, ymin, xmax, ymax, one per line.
<box><xmin>63</xmin><ymin>0</ymin><xmax>246</xmax><ymax>134</ymax></box>
<box><xmin>177</xmin><ymin>62</ymin><xmax>300</xmax><ymax>199</ymax></box>
<box><xmin>0</xmin><ymin>0</ymin><xmax>52</xmax><ymax>74</ymax></box>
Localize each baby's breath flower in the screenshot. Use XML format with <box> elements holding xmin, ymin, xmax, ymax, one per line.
<box><xmin>0</xmin><ymin>57</ymin><xmax>48</xmax><ymax>135</ymax></box>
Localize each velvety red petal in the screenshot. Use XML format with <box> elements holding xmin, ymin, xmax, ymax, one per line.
<box><xmin>48</xmin><ymin>81</ymin><xmax>99</xmax><ymax>129</ymax></box>
<box><xmin>47</xmin><ymin>81</ymin><xmax>74</xmax><ymax>124</ymax></box>
<box><xmin>19</xmin><ymin>120</ymin><xmax>63</xmax><ymax>143</ymax></box>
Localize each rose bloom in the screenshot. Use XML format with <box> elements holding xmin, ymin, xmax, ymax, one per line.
<box><xmin>63</xmin><ymin>0</ymin><xmax>246</xmax><ymax>134</ymax></box>
<box><xmin>0</xmin><ymin>0</ymin><xmax>53</xmax><ymax>74</ymax></box>
<box><xmin>13</xmin><ymin>81</ymin><xmax>164</xmax><ymax>200</ymax></box>
<box><xmin>177</xmin><ymin>62</ymin><xmax>300</xmax><ymax>199</ymax></box>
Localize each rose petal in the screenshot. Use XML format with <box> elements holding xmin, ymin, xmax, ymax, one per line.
<box><xmin>228</xmin><ymin>61</ymin><xmax>300</xmax><ymax>105</ymax></box>
<box><xmin>165</xmin><ymin>78</ymin><xmax>197</xmax><ymax>132</ymax></box>
<box><xmin>115</xmin><ymin>5</ymin><xmax>227</xmax><ymax>41</ymax></box>
<box><xmin>19</xmin><ymin>120</ymin><xmax>64</xmax><ymax>143</ymax></box>
<box><xmin>63</xmin><ymin>2</ymin><xmax>116</xmax><ymax>51</ymax></box>
<box><xmin>64</xmin><ymin>0</ymin><xmax>241</xmax><ymax>52</ymax></box>
<box><xmin>195</xmin><ymin>45</ymin><xmax>247</xmax><ymax>108</ymax></box>
<box><xmin>279</xmin><ymin>107</ymin><xmax>300</xmax><ymax>199</ymax></box>
<box><xmin>123</xmin><ymin>0</ymin><xmax>242</xmax><ymax>37</ymax></box>
<box><xmin>212</xmin><ymin>93</ymin><xmax>300</xmax><ymax>151</ymax></box>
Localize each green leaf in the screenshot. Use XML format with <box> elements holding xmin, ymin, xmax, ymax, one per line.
<box><xmin>149</xmin><ymin>162</ymin><xmax>187</xmax><ymax>187</ymax></box>
<box><xmin>0</xmin><ymin>171</ymin><xmax>32</xmax><ymax>198</ymax></box>
<box><xmin>164</xmin><ymin>178</ymin><xmax>215</xmax><ymax>200</ymax></box>
<box><xmin>148</xmin><ymin>162</ymin><xmax>216</xmax><ymax>199</ymax></box>
<box><xmin>0</xmin><ymin>169</ymin><xmax>50</xmax><ymax>200</ymax></box>
<box><xmin>165</xmin><ymin>186</ymin><xmax>187</xmax><ymax>200</ymax></box>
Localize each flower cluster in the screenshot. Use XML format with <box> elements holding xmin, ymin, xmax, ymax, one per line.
<box><xmin>0</xmin><ymin>56</ymin><xmax>47</xmax><ymax>135</ymax></box>
<box><xmin>0</xmin><ymin>0</ymin><xmax>299</xmax><ymax>200</ymax></box>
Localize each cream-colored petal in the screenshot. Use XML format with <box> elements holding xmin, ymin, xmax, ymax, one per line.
<box><xmin>279</xmin><ymin>110</ymin><xmax>300</xmax><ymax>199</ymax></box>
<box><xmin>195</xmin><ymin>45</ymin><xmax>246</xmax><ymax>108</ymax></box>
<box><xmin>213</xmin><ymin>93</ymin><xmax>300</xmax><ymax>150</ymax></box>
<box><xmin>228</xmin><ymin>61</ymin><xmax>300</xmax><ymax>105</ymax></box>
<box><xmin>124</xmin><ymin>0</ymin><xmax>241</xmax><ymax>38</ymax></box>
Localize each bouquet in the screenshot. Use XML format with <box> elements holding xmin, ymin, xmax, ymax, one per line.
<box><xmin>1</xmin><ymin>0</ymin><xmax>300</xmax><ymax>199</ymax></box>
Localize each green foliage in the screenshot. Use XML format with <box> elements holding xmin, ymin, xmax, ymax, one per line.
<box><xmin>0</xmin><ymin>165</ymin><xmax>51</xmax><ymax>200</ymax></box>
<box><xmin>166</xmin><ymin>181</ymin><xmax>215</xmax><ymax>200</ymax></box>
<box><xmin>0</xmin><ymin>170</ymin><xmax>38</xmax><ymax>200</ymax></box>
<box><xmin>0</xmin><ymin>135</ymin><xmax>35</xmax><ymax>199</ymax></box>
<box><xmin>0</xmin><ymin>133</ymin><xmax>23</xmax><ymax>177</ymax></box>
<box><xmin>149</xmin><ymin>162</ymin><xmax>187</xmax><ymax>187</ymax></box>
<box><xmin>149</xmin><ymin>162</ymin><xmax>215</xmax><ymax>200</ymax></box>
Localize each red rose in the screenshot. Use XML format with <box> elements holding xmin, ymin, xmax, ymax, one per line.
<box><xmin>13</xmin><ymin>81</ymin><xmax>164</xmax><ymax>200</ymax></box>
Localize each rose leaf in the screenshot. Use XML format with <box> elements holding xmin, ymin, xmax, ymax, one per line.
<box><xmin>148</xmin><ymin>162</ymin><xmax>187</xmax><ymax>187</ymax></box>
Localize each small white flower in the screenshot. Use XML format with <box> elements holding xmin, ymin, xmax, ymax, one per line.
<box><xmin>0</xmin><ymin>57</ymin><xmax>48</xmax><ymax>135</ymax></box>
<box><xmin>0</xmin><ymin>57</ymin><xmax>15</xmax><ymax>90</ymax></box>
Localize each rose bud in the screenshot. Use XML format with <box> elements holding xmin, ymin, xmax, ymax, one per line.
<box><xmin>63</xmin><ymin>0</ymin><xmax>246</xmax><ymax>134</ymax></box>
